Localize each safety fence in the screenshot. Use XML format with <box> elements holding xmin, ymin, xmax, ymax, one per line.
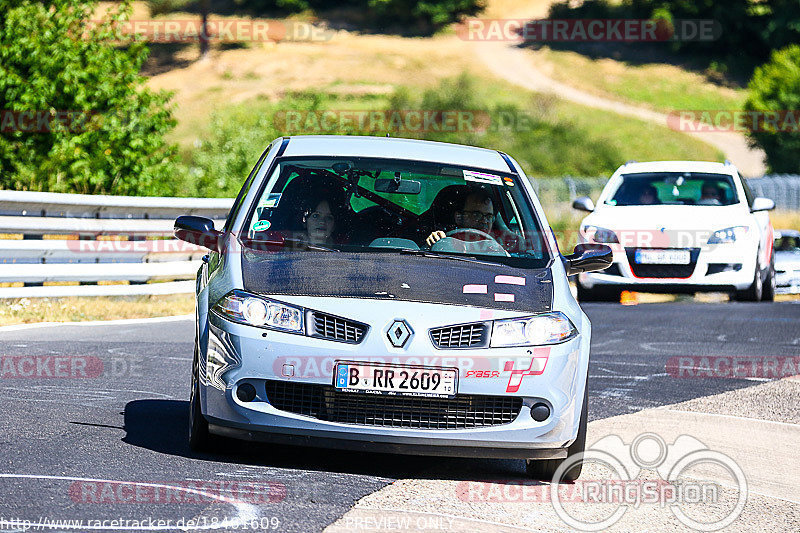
<box><xmin>0</xmin><ymin>190</ymin><xmax>231</xmax><ymax>298</ymax></box>
<box><xmin>1</xmin><ymin>174</ymin><xmax>797</xmax><ymax>298</ymax></box>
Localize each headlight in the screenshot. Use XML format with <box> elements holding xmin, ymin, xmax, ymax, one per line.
<box><xmin>707</xmin><ymin>226</ymin><xmax>748</xmax><ymax>244</ymax></box>
<box><xmin>582</xmin><ymin>225</ymin><xmax>619</xmax><ymax>244</ymax></box>
<box><xmin>213</xmin><ymin>290</ymin><xmax>303</xmax><ymax>332</ymax></box>
<box><xmin>490</xmin><ymin>312</ymin><xmax>577</xmax><ymax>347</ymax></box>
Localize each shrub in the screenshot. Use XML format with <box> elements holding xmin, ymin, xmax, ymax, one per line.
<box><xmin>0</xmin><ymin>0</ymin><xmax>179</xmax><ymax>195</ymax></box>
<box><xmin>744</xmin><ymin>45</ymin><xmax>800</xmax><ymax>173</ymax></box>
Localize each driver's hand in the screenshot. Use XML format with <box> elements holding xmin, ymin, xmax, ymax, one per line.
<box><xmin>425</xmin><ymin>231</ymin><xmax>446</xmax><ymax>246</ymax></box>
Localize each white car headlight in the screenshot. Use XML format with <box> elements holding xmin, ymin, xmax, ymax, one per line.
<box><xmin>490</xmin><ymin>312</ymin><xmax>577</xmax><ymax>347</ymax></box>
<box><xmin>214</xmin><ymin>291</ymin><xmax>303</xmax><ymax>332</ymax></box>
<box><xmin>707</xmin><ymin>226</ymin><xmax>748</xmax><ymax>244</ymax></box>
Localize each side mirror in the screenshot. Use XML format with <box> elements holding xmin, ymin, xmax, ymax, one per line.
<box><xmin>174</xmin><ymin>215</ymin><xmax>222</xmax><ymax>251</ymax></box>
<box><xmin>572</xmin><ymin>196</ymin><xmax>595</xmax><ymax>212</ymax></box>
<box><xmin>564</xmin><ymin>243</ymin><xmax>612</xmax><ymax>276</ymax></box>
<box><xmin>750</xmin><ymin>197</ymin><xmax>775</xmax><ymax>212</ymax></box>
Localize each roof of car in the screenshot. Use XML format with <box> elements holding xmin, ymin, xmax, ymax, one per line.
<box><xmin>776</xmin><ymin>229</ymin><xmax>800</xmax><ymax>238</ymax></box>
<box><xmin>616</xmin><ymin>161</ymin><xmax>736</xmax><ymax>175</ymax></box>
<box><xmin>279</xmin><ymin>135</ymin><xmax>512</xmax><ymax>173</ymax></box>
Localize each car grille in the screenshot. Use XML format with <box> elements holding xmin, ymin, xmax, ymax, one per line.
<box><xmin>309</xmin><ymin>312</ymin><xmax>367</xmax><ymax>344</ymax></box>
<box><xmin>626</xmin><ymin>248</ymin><xmax>700</xmax><ymax>279</ymax></box>
<box><xmin>706</xmin><ymin>263</ymin><xmax>743</xmax><ymax>275</ymax></box>
<box><xmin>265</xmin><ymin>380</ymin><xmax>521</xmax><ymax>429</ymax></box>
<box><xmin>430</xmin><ymin>323</ymin><xmax>488</xmax><ymax>349</ymax></box>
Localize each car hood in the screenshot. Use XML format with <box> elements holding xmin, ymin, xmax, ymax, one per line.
<box><xmin>583</xmin><ymin>205</ymin><xmax>750</xmax><ymax>248</ymax></box>
<box><xmin>240</xmin><ymin>250</ymin><xmax>553</xmax><ymax>313</ymax></box>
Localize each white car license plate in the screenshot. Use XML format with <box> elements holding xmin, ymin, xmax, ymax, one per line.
<box><xmin>635</xmin><ymin>249</ymin><xmax>690</xmax><ymax>265</ymax></box>
<box><xmin>334</xmin><ymin>362</ymin><xmax>457</xmax><ymax>398</ymax></box>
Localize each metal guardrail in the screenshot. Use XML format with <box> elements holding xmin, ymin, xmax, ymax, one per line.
<box><xmin>2</xmin><ymin>174</ymin><xmax>797</xmax><ymax>299</ymax></box>
<box><xmin>0</xmin><ymin>190</ymin><xmax>232</xmax><ymax>299</ymax></box>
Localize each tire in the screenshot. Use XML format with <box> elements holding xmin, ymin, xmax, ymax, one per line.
<box><xmin>762</xmin><ymin>255</ymin><xmax>776</xmax><ymax>302</ymax></box>
<box><xmin>526</xmin><ymin>376</ymin><xmax>588</xmax><ymax>482</ymax></box>
<box><xmin>189</xmin><ymin>346</ymin><xmax>214</xmax><ymax>452</ymax></box>
<box><xmin>576</xmin><ymin>281</ymin><xmax>621</xmax><ymax>303</ymax></box>
<box><xmin>734</xmin><ymin>255</ymin><xmax>764</xmax><ymax>302</ymax></box>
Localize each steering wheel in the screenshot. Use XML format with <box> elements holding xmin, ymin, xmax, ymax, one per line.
<box><xmin>443</xmin><ymin>228</ymin><xmax>509</xmax><ymax>256</ymax></box>
<box><xmin>446</xmin><ymin>228</ymin><xmax>497</xmax><ymax>242</ymax></box>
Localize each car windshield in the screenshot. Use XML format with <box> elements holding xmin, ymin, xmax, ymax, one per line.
<box><xmin>775</xmin><ymin>235</ymin><xmax>800</xmax><ymax>252</ymax></box>
<box><xmin>241</xmin><ymin>156</ymin><xmax>550</xmax><ymax>268</ymax></box>
<box><xmin>606</xmin><ymin>172</ymin><xmax>739</xmax><ymax>206</ymax></box>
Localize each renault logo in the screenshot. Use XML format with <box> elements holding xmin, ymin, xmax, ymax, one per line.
<box><xmin>386</xmin><ymin>320</ymin><xmax>412</xmax><ymax>348</ymax></box>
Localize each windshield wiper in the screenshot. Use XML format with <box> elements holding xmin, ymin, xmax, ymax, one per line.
<box><xmin>398</xmin><ymin>248</ymin><xmax>497</xmax><ymax>266</ymax></box>
<box><xmin>244</xmin><ymin>236</ymin><xmax>337</xmax><ymax>252</ymax></box>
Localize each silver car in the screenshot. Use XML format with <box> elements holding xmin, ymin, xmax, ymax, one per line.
<box><xmin>774</xmin><ymin>230</ymin><xmax>800</xmax><ymax>294</ymax></box>
<box><xmin>174</xmin><ymin>135</ymin><xmax>611</xmax><ymax>480</ymax></box>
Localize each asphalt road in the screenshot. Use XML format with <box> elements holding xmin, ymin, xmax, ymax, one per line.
<box><xmin>0</xmin><ymin>301</ymin><xmax>797</xmax><ymax>532</ymax></box>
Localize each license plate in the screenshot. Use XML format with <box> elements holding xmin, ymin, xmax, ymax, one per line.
<box><xmin>334</xmin><ymin>362</ymin><xmax>458</xmax><ymax>398</ymax></box>
<box><xmin>635</xmin><ymin>249</ymin><xmax>690</xmax><ymax>264</ymax></box>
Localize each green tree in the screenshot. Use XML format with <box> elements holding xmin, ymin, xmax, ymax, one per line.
<box><xmin>0</xmin><ymin>0</ymin><xmax>178</xmax><ymax>195</ymax></box>
<box><xmin>744</xmin><ymin>45</ymin><xmax>800</xmax><ymax>174</ymax></box>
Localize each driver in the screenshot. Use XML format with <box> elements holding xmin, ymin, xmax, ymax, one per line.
<box><xmin>425</xmin><ymin>188</ymin><xmax>495</xmax><ymax>246</ymax></box>
<box><xmin>700</xmin><ymin>183</ymin><xmax>722</xmax><ymax>204</ymax></box>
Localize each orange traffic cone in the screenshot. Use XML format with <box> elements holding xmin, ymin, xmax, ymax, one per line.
<box><xmin>620</xmin><ymin>290</ymin><xmax>639</xmax><ymax>305</ymax></box>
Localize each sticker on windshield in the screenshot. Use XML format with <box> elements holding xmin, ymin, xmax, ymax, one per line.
<box><xmin>252</xmin><ymin>220</ymin><xmax>271</xmax><ymax>231</ymax></box>
<box><xmin>261</xmin><ymin>193</ymin><xmax>282</xmax><ymax>208</ymax></box>
<box><xmin>463</xmin><ymin>170</ymin><xmax>503</xmax><ymax>185</ymax></box>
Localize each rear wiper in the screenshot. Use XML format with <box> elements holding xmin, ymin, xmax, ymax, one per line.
<box><xmin>398</xmin><ymin>248</ymin><xmax>495</xmax><ymax>266</ymax></box>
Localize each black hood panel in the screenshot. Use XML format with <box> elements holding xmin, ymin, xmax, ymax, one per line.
<box><xmin>241</xmin><ymin>251</ymin><xmax>553</xmax><ymax>313</ymax></box>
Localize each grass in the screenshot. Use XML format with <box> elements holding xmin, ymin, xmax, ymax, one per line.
<box><xmin>172</xmin><ymin>72</ymin><xmax>722</xmax><ymax>198</ymax></box>
<box><xmin>771</xmin><ymin>210</ymin><xmax>800</xmax><ymax>232</ymax></box>
<box><xmin>527</xmin><ymin>48</ymin><xmax>747</xmax><ymax>114</ymax></box>
<box><xmin>0</xmin><ymin>295</ymin><xmax>195</xmax><ymax>326</ymax></box>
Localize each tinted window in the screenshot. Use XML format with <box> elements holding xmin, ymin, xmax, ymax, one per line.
<box><xmin>608</xmin><ymin>172</ymin><xmax>739</xmax><ymax>206</ymax></box>
<box><xmin>241</xmin><ymin>157</ymin><xmax>549</xmax><ymax>269</ymax></box>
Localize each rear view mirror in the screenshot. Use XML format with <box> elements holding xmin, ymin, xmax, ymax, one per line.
<box><xmin>374</xmin><ymin>178</ymin><xmax>421</xmax><ymax>194</ymax></box>
<box><xmin>174</xmin><ymin>215</ymin><xmax>222</xmax><ymax>251</ymax></box>
<box><xmin>564</xmin><ymin>243</ymin><xmax>612</xmax><ymax>276</ymax></box>
<box><xmin>750</xmin><ymin>197</ymin><xmax>775</xmax><ymax>212</ymax></box>
<box><xmin>572</xmin><ymin>196</ymin><xmax>595</xmax><ymax>212</ymax></box>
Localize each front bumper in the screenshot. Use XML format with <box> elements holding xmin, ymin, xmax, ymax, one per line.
<box><xmin>198</xmin><ymin>300</ymin><xmax>589</xmax><ymax>459</ymax></box>
<box><xmin>579</xmin><ymin>244</ymin><xmax>756</xmax><ymax>292</ymax></box>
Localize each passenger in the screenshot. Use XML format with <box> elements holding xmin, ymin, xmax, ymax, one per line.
<box><xmin>302</xmin><ymin>195</ymin><xmax>340</xmax><ymax>245</ymax></box>
<box><xmin>425</xmin><ymin>188</ymin><xmax>496</xmax><ymax>246</ymax></box>
<box><xmin>639</xmin><ymin>185</ymin><xmax>658</xmax><ymax>205</ymax></box>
